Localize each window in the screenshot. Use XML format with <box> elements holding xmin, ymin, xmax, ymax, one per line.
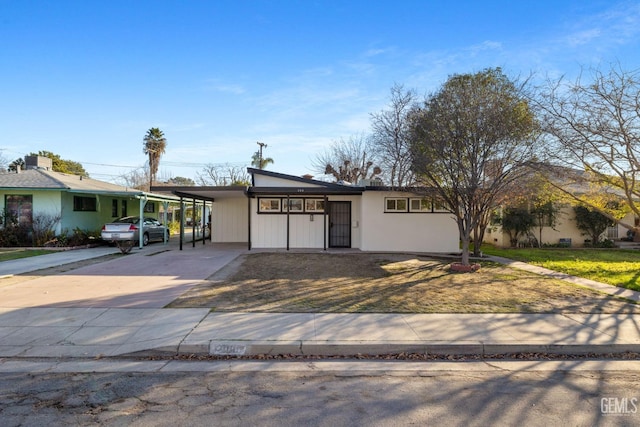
<box><xmin>144</xmin><ymin>202</ymin><xmax>155</xmax><ymax>213</ymax></box>
<box><xmin>385</xmin><ymin>198</ymin><xmax>408</xmax><ymax>212</ymax></box>
<box><xmin>258</xmin><ymin>198</ymin><xmax>327</xmax><ymax>214</ymax></box>
<box><xmin>259</xmin><ymin>198</ymin><xmax>281</xmax><ymax>212</ymax></box>
<box><xmin>5</xmin><ymin>195</ymin><xmax>33</xmax><ymax>225</ymax></box>
<box><xmin>121</xmin><ymin>200</ymin><xmax>127</xmax><ymax>217</ymax></box>
<box><xmin>283</xmin><ymin>198</ymin><xmax>303</xmax><ymax>212</ymax></box>
<box><xmin>305</xmin><ymin>199</ymin><xmax>325</xmax><ymax>212</ymax></box>
<box><xmin>409</xmin><ymin>198</ymin><xmax>431</xmax><ymax>212</ymax></box>
<box><xmin>432</xmin><ymin>199</ymin><xmax>448</xmax><ymax>212</ymax></box>
<box><xmin>111</xmin><ymin>200</ymin><xmax>118</xmax><ymax>217</ymax></box>
<box><xmin>73</xmin><ymin>196</ymin><xmax>97</xmax><ymax>212</ymax></box>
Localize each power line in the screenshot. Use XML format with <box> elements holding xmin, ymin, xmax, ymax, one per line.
<box><xmin>80</xmin><ymin>160</ymin><xmax>248</xmax><ymax>169</ymax></box>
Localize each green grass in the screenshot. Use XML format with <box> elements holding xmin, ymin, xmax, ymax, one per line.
<box><xmin>481</xmin><ymin>246</ymin><xmax>640</xmax><ymax>292</ymax></box>
<box><xmin>0</xmin><ymin>249</ymin><xmax>56</xmax><ymax>262</ymax></box>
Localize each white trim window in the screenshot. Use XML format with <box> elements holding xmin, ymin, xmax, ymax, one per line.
<box><xmin>385</xmin><ymin>198</ymin><xmax>408</xmax><ymax>212</ymax></box>
<box><xmin>433</xmin><ymin>199</ymin><xmax>448</xmax><ymax>212</ymax></box>
<box><xmin>305</xmin><ymin>199</ymin><xmax>325</xmax><ymax>212</ymax></box>
<box><xmin>409</xmin><ymin>198</ymin><xmax>431</xmax><ymax>212</ymax></box>
<box><xmin>259</xmin><ymin>198</ymin><xmax>281</xmax><ymax>212</ymax></box>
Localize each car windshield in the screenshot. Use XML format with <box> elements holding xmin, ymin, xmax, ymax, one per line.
<box><xmin>115</xmin><ymin>217</ymin><xmax>140</xmax><ymax>224</ymax></box>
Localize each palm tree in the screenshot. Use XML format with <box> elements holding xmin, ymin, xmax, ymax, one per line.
<box><xmin>250</xmin><ymin>151</ymin><xmax>274</xmax><ymax>169</ymax></box>
<box><xmin>143</xmin><ymin>127</ymin><xmax>167</xmax><ymax>189</ymax></box>
<box><xmin>251</xmin><ymin>142</ymin><xmax>274</xmax><ymax>169</ymax></box>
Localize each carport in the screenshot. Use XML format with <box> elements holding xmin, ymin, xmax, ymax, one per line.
<box><xmin>151</xmin><ymin>185</ymin><xmax>249</xmax><ymax>250</ymax></box>
<box><xmin>70</xmin><ymin>189</ymin><xmax>183</xmax><ymax>250</ymax></box>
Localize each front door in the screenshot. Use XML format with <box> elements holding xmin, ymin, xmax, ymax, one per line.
<box><xmin>328</xmin><ymin>201</ymin><xmax>351</xmax><ymax>248</ymax></box>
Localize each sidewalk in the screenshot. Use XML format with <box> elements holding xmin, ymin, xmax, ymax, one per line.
<box><xmin>0</xmin><ymin>247</ymin><xmax>640</xmax><ymax>359</ymax></box>
<box><xmin>1</xmin><ymin>308</ymin><xmax>640</xmax><ymax>358</ymax></box>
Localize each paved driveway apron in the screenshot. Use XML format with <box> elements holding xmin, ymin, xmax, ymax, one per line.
<box><xmin>0</xmin><ymin>244</ymin><xmax>245</xmax><ymax>308</ymax></box>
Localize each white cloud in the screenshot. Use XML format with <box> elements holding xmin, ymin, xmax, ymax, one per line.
<box><xmin>565</xmin><ymin>28</ymin><xmax>602</xmax><ymax>47</ymax></box>
<box><xmin>467</xmin><ymin>40</ymin><xmax>503</xmax><ymax>55</ymax></box>
<box><xmin>363</xmin><ymin>47</ymin><xmax>392</xmax><ymax>57</ymax></box>
<box><xmin>203</xmin><ymin>79</ymin><xmax>247</xmax><ymax>94</ymax></box>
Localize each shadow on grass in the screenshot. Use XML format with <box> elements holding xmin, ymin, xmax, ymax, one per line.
<box><xmin>167</xmin><ymin>252</ymin><xmax>640</xmax><ymax>314</ymax></box>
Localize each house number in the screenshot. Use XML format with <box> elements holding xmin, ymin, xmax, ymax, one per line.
<box><xmin>211</xmin><ymin>343</ymin><xmax>247</xmax><ymax>355</ymax></box>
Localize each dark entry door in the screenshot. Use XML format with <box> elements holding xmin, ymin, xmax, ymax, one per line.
<box><xmin>328</xmin><ymin>201</ymin><xmax>351</xmax><ymax>248</ymax></box>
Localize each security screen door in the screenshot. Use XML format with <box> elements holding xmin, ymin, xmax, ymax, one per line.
<box><xmin>328</xmin><ymin>201</ymin><xmax>351</xmax><ymax>248</ymax></box>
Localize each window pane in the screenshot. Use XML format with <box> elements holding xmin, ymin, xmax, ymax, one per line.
<box><xmin>5</xmin><ymin>195</ymin><xmax>33</xmax><ymax>225</ymax></box>
<box><xmin>433</xmin><ymin>199</ymin><xmax>447</xmax><ymax>212</ymax></box>
<box><xmin>397</xmin><ymin>199</ymin><xmax>407</xmax><ymax>210</ymax></box>
<box><xmin>386</xmin><ymin>199</ymin><xmax>396</xmax><ymax>210</ymax></box>
<box><xmin>305</xmin><ymin>199</ymin><xmax>324</xmax><ymax>212</ymax></box>
<box><xmin>288</xmin><ymin>199</ymin><xmax>303</xmax><ymax>211</ymax></box>
<box><xmin>259</xmin><ymin>199</ymin><xmax>280</xmax><ymax>212</ymax></box>
<box><xmin>73</xmin><ymin>196</ymin><xmax>97</xmax><ymax>212</ymax></box>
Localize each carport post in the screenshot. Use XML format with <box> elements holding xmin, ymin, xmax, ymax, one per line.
<box><xmin>323</xmin><ymin>195</ymin><xmax>328</xmax><ymax>250</ymax></box>
<box><xmin>138</xmin><ymin>197</ymin><xmax>145</xmax><ymax>249</ymax></box>
<box><xmin>179</xmin><ymin>197</ymin><xmax>184</xmax><ymax>251</ymax></box>
<box><xmin>202</xmin><ymin>202</ymin><xmax>206</xmax><ymax>245</ymax></box>
<box><xmin>162</xmin><ymin>201</ymin><xmax>169</xmax><ymax>245</ymax></box>
<box><xmin>192</xmin><ymin>198</ymin><xmax>196</xmax><ymax>248</ymax></box>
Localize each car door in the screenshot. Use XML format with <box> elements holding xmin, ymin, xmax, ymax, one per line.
<box><xmin>144</xmin><ymin>218</ymin><xmax>161</xmax><ymax>240</ymax></box>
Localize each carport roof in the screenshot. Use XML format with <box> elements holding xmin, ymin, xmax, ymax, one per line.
<box><xmin>150</xmin><ymin>185</ymin><xmax>248</xmax><ymax>202</ymax></box>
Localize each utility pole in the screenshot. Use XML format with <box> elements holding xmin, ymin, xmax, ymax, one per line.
<box><xmin>256</xmin><ymin>141</ymin><xmax>268</xmax><ymax>169</ymax></box>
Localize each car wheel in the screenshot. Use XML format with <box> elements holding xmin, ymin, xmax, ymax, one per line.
<box><xmin>143</xmin><ymin>233</ymin><xmax>150</xmax><ymax>246</ymax></box>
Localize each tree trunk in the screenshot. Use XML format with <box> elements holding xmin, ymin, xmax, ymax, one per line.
<box><xmin>458</xmin><ymin>219</ymin><xmax>471</xmax><ymax>266</ymax></box>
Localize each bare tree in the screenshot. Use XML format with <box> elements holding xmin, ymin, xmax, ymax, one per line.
<box><xmin>534</xmin><ymin>64</ymin><xmax>640</xmax><ymax>236</ymax></box>
<box><xmin>370</xmin><ymin>84</ymin><xmax>418</xmax><ymax>187</ymax></box>
<box><xmin>196</xmin><ymin>163</ymin><xmax>250</xmax><ymax>186</ymax></box>
<box><xmin>313</xmin><ymin>134</ymin><xmax>382</xmax><ymax>183</ymax></box>
<box><xmin>117</xmin><ymin>168</ymin><xmax>149</xmax><ymax>190</ymax></box>
<box><xmin>31</xmin><ymin>212</ymin><xmax>62</xmax><ymax>246</ymax></box>
<box><xmin>0</xmin><ymin>151</ymin><xmax>10</xmax><ymax>171</ymax></box>
<box><xmin>409</xmin><ymin>68</ymin><xmax>538</xmax><ymax>266</ymax></box>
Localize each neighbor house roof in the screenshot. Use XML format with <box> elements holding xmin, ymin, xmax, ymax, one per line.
<box><xmin>0</xmin><ymin>169</ymin><xmax>180</xmax><ymax>202</ymax></box>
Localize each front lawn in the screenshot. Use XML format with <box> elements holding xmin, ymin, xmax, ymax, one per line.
<box><xmin>481</xmin><ymin>247</ymin><xmax>640</xmax><ymax>292</ymax></box>
<box><xmin>0</xmin><ymin>249</ymin><xmax>55</xmax><ymax>262</ymax></box>
<box><xmin>168</xmin><ymin>252</ymin><xmax>640</xmax><ymax>313</ymax></box>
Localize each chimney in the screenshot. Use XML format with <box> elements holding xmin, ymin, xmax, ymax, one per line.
<box><xmin>302</xmin><ymin>174</ymin><xmax>314</xmax><ymax>180</ymax></box>
<box><xmin>25</xmin><ymin>155</ymin><xmax>53</xmax><ymax>170</ymax></box>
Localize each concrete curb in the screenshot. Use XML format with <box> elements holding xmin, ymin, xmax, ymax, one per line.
<box><xmin>157</xmin><ymin>340</ymin><xmax>640</xmax><ymax>358</ymax></box>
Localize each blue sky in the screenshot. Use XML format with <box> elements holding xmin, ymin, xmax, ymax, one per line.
<box><xmin>2</xmin><ymin>0</ymin><xmax>640</xmax><ymax>184</ymax></box>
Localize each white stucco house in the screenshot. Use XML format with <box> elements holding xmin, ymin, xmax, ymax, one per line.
<box><xmin>158</xmin><ymin>168</ymin><xmax>460</xmax><ymax>253</ymax></box>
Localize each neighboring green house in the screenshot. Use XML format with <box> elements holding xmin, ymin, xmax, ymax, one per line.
<box><xmin>0</xmin><ymin>157</ymin><xmax>178</xmax><ymax>241</ymax></box>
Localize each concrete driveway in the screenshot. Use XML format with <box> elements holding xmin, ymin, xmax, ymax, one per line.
<box><xmin>0</xmin><ymin>242</ymin><xmax>246</xmax><ymax>308</ymax></box>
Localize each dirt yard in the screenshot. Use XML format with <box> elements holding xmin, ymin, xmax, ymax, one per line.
<box><xmin>167</xmin><ymin>252</ymin><xmax>640</xmax><ymax>313</ymax></box>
